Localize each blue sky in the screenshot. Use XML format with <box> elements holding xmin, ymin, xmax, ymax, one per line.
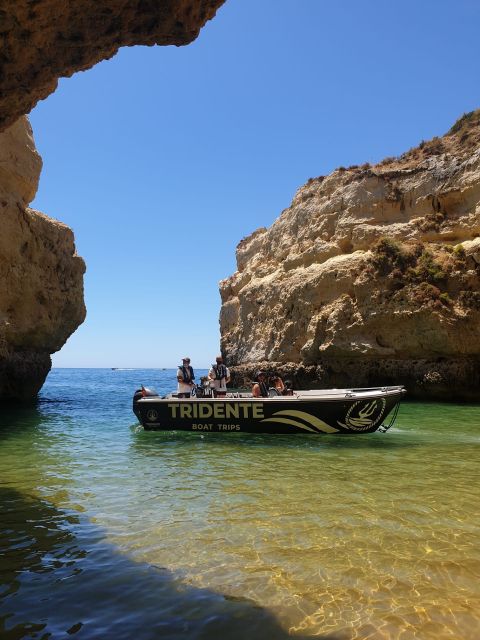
<box><xmin>30</xmin><ymin>0</ymin><xmax>480</xmax><ymax>368</ymax></box>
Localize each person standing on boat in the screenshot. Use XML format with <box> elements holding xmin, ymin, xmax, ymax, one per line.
<box><xmin>208</xmin><ymin>355</ymin><xmax>230</xmax><ymax>396</ymax></box>
<box><xmin>177</xmin><ymin>357</ymin><xmax>195</xmax><ymax>398</ymax></box>
<box><xmin>252</xmin><ymin>371</ymin><xmax>269</xmax><ymax>398</ymax></box>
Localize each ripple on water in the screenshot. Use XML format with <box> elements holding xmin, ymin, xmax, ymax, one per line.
<box><xmin>0</xmin><ymin>371</ymin><xmax>479</xmax><ymax>639</ymax></box>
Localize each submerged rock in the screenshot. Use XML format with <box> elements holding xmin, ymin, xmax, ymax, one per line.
<box><xmin>221</xmin><ymin>111</ymin><xmax>480</xmax><ymax>400</ymax></box>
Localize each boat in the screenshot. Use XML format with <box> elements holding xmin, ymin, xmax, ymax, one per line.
<box><xmin>132</xmin><ymin>384</ymin><xmax>406</xmax><ymax>435</ymax></box>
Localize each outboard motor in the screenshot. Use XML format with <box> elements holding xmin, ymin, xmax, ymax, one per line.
<box><xmin>133</xmin><ymin>389</ymin><xmax>143</xmax><ymax>404</ymax></box>
<box><xmin>132</xmin><ymin>388</ymin><xmax>143</xmax><ymax>421</ymax></box>
<box><xmin>133</xmin><ymin>386</ymin><xmax>159</xmax><ymax>421</ymax></box>
<box><xmin>141</xmin><ymin>386</ymin><xmax>159</xmax><ymax>397</ymax></box>
<box><xmin>133</xmin><ymin>386</ymin><xmax>158</xmax><ymax>407</ymax></box>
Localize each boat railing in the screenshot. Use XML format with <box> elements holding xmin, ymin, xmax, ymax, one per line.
<box><xmin>159</xmin><ymin>386</ymin><xmax>406</xmax><ymax>401</ymax></box>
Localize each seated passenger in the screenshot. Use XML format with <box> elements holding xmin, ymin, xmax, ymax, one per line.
<box><xmin>283</xmin><ymin>379</ymin><xmax>294</xmax><ymax>396</ymax></box>
<box><xmin>252</xmin><ymin>371</ymin><xmax>269</xmax><ymax>398</ymax></box>
<box><xmin>269</xmin><ymin>375</ymin><xmax>285</xmax><ymax>395</ymax></box>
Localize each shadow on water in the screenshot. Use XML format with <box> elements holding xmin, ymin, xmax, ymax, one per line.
<box><xmin>0</xmin><ymin>410</ymin><xmax>325</xmax><ymax>638</ymax></box>
<box><xmin>0</xmin><ymin>406</ymin><xmax>45</xmax><ymax>442</ymax></box>
<box><xmin>129</xmin><ymin>425</ymin><xmax>422</xmax><ymax>456</ymax></box>
<box><xmin>0</xmin><ymin>398</ymin><xmax>429</xmax><ymax>640</ymax></box>
<box><xmin>0</xmin><ymin>488</ymin><xmax>346</xmax><ymax>640</ymax></box>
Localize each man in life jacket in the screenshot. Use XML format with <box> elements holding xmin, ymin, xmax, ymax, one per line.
<box><xmin>177</xmin><ymin>357</ymin><xmax>195</xmax><ymax>398</ymax></box>
<box><xmin>208</xmin><ymin>355</ymin><xmax>230</xmax><ymax>397</ymax></box>
<box><xmin>252</xmin><ymin>371</ymin><xmax>269</xmax><ymax>398</ymax></box>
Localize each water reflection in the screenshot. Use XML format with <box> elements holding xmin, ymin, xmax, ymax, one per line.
<box><xmin>129</xmin><ymin>426</ymin><xmax>421</xmax><ymax>457</ymax></box>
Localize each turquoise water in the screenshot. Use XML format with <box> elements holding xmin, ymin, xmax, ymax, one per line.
<box><xmin>0</xmin><ymin>368</ymin><xmax>479</xmax><ymax>639</ymax></box>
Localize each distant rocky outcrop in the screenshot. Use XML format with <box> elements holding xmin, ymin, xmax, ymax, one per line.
<box><xmin>0</xmin><ymin>117</ymin><xmax>86</xmax><ymax>400</ymax></box>
<box><xmin>221</xmin><ymin>111</ymin><xmax>480</xmax><ymax>400</ymax></box>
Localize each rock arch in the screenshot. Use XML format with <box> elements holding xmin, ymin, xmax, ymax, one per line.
<box><xmin>0</xmin><ymin>0</ymin><xmax>225</xmax><ymax>400</ymax></box>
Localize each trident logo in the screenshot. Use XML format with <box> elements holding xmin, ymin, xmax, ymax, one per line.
<box><xmin>338</xmin><ymin>398</ymin><xmax>386</xmax><ymax>431</ymax></box>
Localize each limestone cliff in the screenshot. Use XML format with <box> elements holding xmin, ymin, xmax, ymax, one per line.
<box><xmin>0</xmin><ymin>117</ymin><xmax>86</xmax><ymax>400</ymax></box>
<box><xmin>221</xmin><ymin>111</ymin><xmax>480</xmax><ymax>400</ymax></box>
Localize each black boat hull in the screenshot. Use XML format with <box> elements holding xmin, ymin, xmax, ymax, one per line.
<box><xmin>133</xmin><ymin>387</ymin><xmax>405</xmax><ymax>435</ymax></box>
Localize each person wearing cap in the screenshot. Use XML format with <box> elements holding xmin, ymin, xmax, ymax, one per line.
<box><xmin>208</xmin><ymin>355</ymin><xmax>230</xmax><ymax>396</ymax></box>
<box><xmin>252</xmin><ymin>371</ymin><xmax>269</xmax><ymax>398</ymax></box>
<box><xmin>177</xmin><ymin>357</ymin><xmax>195</xmax><ymax>398</ymax></box>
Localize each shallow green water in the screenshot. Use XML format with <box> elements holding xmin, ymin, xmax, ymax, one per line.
<box><xmin>1</xmin><ymin>369</ymin><xmax>479</xmax><ymax>639</ymax></box>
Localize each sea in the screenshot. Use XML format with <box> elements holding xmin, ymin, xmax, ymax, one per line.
<box><xmin>0</xmin><ymin>368</ymin><xmax>479</xmax><ymax>639</ymax></box>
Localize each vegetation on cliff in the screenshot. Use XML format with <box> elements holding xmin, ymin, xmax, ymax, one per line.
<box><xmin>220</xmin><ymin>110</ymin><xmax>480</xmax><ymax>399</ymax></box>
<box><xmin>368</xmin><ymin>237</ymin><xmax>480</xmax><ymax>311</ymax></box>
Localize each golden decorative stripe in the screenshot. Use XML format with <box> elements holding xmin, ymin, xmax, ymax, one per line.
<box><xmin>274</xmin><ymin>410</ymin><xmax>339</xmax><ymax>433</ymax></box>
<box><xmin>260</xmin><ymin>417</ymin><xmax>318</xmax><ymax>433</ymax></box>
<box><xmin>261</xmin><ymin>410</ymin><xmax>339</xmax><ymax>433</ymax></box>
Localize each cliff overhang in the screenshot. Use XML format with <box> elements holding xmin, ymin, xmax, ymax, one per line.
<box><xmin>0</xmin><ymin>0</ymin><xmax>226</xmax><ymax>132</ymax></box>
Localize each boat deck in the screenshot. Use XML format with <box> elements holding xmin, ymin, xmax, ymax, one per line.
<box><xmin>150</xmin><ymin>386</ymin><xmax>405</xmax><ymax>403</ymax></box>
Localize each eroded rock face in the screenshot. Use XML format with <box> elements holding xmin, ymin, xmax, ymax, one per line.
<box><xmin>0</xmin><ymin>0</ymin><xmax>224</xmax><ymax>401</ymax></box>
<box><xmin>0</xmin><ymin>117</ymin><xmax>86</xmax><ymax>400</ymax></box>
<box><xmin>221</xmin><ymin>111</ymin><xmax>480</xmax><ymax>400</ymax></box>
<box><xmin>0</xmin><ymin>0</ymin><xmax>226</xmax><ymax>131</ymax></box>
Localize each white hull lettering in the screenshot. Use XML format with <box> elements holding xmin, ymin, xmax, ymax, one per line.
<box><xmin>192</xmin><ymin>423</ymin><xmax>240</xmax><ymax>431</ymax></box>
<box><xmin>168</xmin><ymin>403</ymin><xmax>264</xmax><ymax>420</ymax></box>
